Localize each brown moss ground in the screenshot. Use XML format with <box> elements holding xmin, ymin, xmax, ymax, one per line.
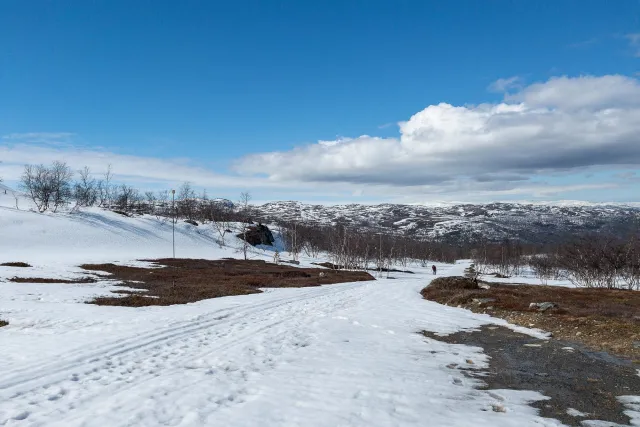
<box><xmin>422</xmin><ymin>277</ymin><xmax>640</xmax><ymax>361</ymax></box>
<box><xmin>0</xmin><ymin>262</ymin><xmax>32</xmax><ymax>267</ymax></box>
<box><xmin>81</xmin><ymin>258</ymin><xmax>374</xmax><ymax>307</ymax></box>
<box><xmin>7</xmin><ymin>277</ymin><xmax>97</xmax><ymax>284</ymax></box>
<box><xmin>0</xmin><ymin>320</ymin><xmax>8</xmax><ymax>328</ymax></box>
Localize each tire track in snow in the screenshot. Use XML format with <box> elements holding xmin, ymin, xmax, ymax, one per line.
<box><xmin>1</xmin><ymin>283</ymin><xmax>359</xmax><ymax>391</ymax></box>
<box><xmin>0</xmin><ymin>281</ymin><xmax>371</xmax><ymax>426</ymax></box>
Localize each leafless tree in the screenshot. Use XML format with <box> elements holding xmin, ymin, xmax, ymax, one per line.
<box><xmin>21</xmin><ymin>162</ymin><xmax>73</xmax><ymax>213</ymax></box>
<box><xmin>210</xmin><ymin>200</ymin><xmax>232</xmax><ymax>247</ymax></box>
<box><xmin>115</xmin><ymin>184</ymin><xmax>139</xmax><ymax>213</ymax></box>
<box><xmin>177</xmin><ymin>182</ymin><xmax>197</xmax><ymax>220</ymax></box>
<box><xmin>155</xmin><ymin>190</ymin><xmax>170</xmax><ymax>220</ymax></box>
<box><xmin>96</xmin><ymin>164</ymin><xmax>113</xmax><ymax>207</ymax></box>
<box><xmin>22</xmin><ymin>164</ymin><xmax>50</xmax><ymax>212</ymax></box>
<box><xmin>529</xmin><ymin>254</ymin><xmax>557</xmax><ymax>285</ymax></box>
<box><xmin>238</xmin><ymin>192</ymin><xmax>252</xmax><ymax>260</ymax></box>
<box><xmin>74</xmin><ymin>166</ymin><xmax>97</xmax><ymax>207</ymax></box>
<box><xmin>49</xmin><ymin>161</ymin><xmax>74</xmax><ymax>212</ymax></box>
<box><xmin>145</xmin><ymin>191</ymin><xmax>157</xmax><ymax>215</ymax></box>
<box><xmin>620</xmin><ymin>235</ymin><xmax>640</xmax><ymax>290</ymax></box>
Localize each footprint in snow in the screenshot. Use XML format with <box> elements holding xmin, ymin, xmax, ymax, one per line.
<box><xmin>13</xmin><ymin>411</ymin><xmax>30</xmax><ymax>421</ymax></box>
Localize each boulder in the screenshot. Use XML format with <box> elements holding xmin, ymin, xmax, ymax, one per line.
<box><xmin>472</xmin><ymin>298</ymin><xmax>496</xmax><ymax>306</ymax></box>
<box><xmin>529</xmin><ymin>302</ymin><xmax>558</xmax><ymax>312</ymax></box>
<box><xmin>238</xmin><ymin>223</ymin><xmax>275</xmax><ymax>246</ymax></box>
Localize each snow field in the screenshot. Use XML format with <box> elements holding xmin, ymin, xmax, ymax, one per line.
<box><xmin>0</xmin><ymin>199</ymin><xmax>638</xmax><ymax>426</ymax></box>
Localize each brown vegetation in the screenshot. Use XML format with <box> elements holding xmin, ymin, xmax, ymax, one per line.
<box><xmin>0</xmin><ymin>262</ymin><xmax>32</xmax><ymax>268</ymax></box>
<box><xmin>81</xmin><ymin>258</ymin><xmax>374</xmax><ymax>307</ymax></box>
<box><xmin>0</xmin><ymin>320</ymin><xmax>8</xmax><ymax>328</ymax></box>
<box><xmin>8</xmin><ymin>276</ymin><xmax>97</xmax><ymax>284</ymax></box>
<box><xmin>422</xmin><ymin>277</ymin><xmax>640</xmax><ymax>360</ymax></box>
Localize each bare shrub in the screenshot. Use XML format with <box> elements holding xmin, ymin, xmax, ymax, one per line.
<box><xmin>21</xmin><ymin>162</ymin><xmax>73</xmax><ymax>212</ymax></box>
<box><xmin>529</xmin><ymin>254</ymin><xmax>558</xmax><ymax>285</ymax></box>
<box><xmin>74</xmin><ymin>166</ymin><xmax>98</xmax><ymax>207</ymax></box>
<box><xmin>554</xmin><ymin>234</ymin><xmax>639</xmax><ymax>289</ymax></box>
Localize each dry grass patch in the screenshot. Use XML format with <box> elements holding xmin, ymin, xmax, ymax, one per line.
<box><xmin>0</xmin><ymin>320</ymin><xmax>8</xmax><ymax>328</ymax></box>
<box><xmin>7</xmin><ymin>277</ymin><xmax>97</xmax><ymax>284</ymax></box>
<box><xmin>422</xmin><ymin>277</ymin><xmax>640</xmax><ymax>360</ymax></box>
<box><xmin>1</xmin><ymin>262</ymin><xmax>32</xmax><ymax>268</ymax></box>
<box><xmin>81</xmin><ymin>258</ymin><xmax>374</xmax><ymax>307</ymax></box>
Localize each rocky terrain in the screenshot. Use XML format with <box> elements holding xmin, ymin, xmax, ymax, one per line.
<box><xmin>252</xmin><ymin>201</ymin><xmax>640</xmax><ymax>244</ymax></box>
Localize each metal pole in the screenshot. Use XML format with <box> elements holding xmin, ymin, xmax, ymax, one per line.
<box><xmin>172</xmin><ymin>189</ymin><xmax>176</xmax><ymax>258</ymax></box>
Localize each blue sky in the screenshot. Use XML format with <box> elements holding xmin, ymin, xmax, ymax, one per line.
<box><xmin>1</xmin><ymin>1</ymin><xmax>640</xmax><ymax>203</ymax></box>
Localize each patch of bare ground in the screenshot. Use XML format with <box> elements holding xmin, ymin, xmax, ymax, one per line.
<box><xmin>0</xmin><ymin>320</ymin><xmax>8</xmax><ymax>328</ymax></box>
<box><xmin>7</xmin><ymin>277</ymin><xmax>97</xmax><ymax>284</ymax></box>
<box><xmin>423</xmin><ymin>325</ymin><xmax>640</xmax><ymax>426</ymax></box>
<box><xmin>422</xmin><ymin>277</ymin><xmax>640</xmax><ymax>361</ymax></box>
<box><xmin>0</xmin><ymin>262</ymin><xmax>32</xmax><ymax>267</ymax></box>
<box><xmin>81</xmin><ymin>258</ymin><xmax>374</xmax><ymax>307</ymax></box>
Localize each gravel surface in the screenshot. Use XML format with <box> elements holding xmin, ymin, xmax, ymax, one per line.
<box><xmin>424</xmin><ymin>325</ymin><xmax>640</xmax><ymax>426</ymax></box>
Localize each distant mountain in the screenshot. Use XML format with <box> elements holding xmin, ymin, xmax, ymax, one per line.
<box><xmin>253</xmin><ymin>201</ymin><xmax>640</xmax><ymax>244</ymax></box>
<box><xmin>211</xmin><ymin>198</ymin><xmax>234</xmax><ymax>209</ymax></box>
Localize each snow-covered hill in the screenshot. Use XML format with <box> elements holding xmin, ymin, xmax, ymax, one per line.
<box><xmin>254</xmin><ymin>201</ymin><xmax>640</xmax><ymax>243</ymax></box>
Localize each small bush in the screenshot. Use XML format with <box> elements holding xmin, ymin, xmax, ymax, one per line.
<box><xmin>428</xmin><ymin>276</ymin><xmax>480</xmax><ymax>291</ymax></box>
<box><xmin>0</xmin><ymin>320</ymin><xmax>8</xmax><ymax>328</ymax></box>
<box><xmin>0</xmin><ymin>262</ymin><xmax>32</xmax><ymax>268</ymax></box>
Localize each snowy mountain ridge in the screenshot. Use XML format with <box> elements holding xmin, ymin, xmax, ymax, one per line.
<box><xmin>254</xmin><ymin>200</ymin><xmax>640</xmax><ymax>243</ymax></box>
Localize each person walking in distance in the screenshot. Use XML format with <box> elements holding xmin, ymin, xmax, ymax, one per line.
<box><xmin>432</xmin><ymin>265</ymin><xmax>437</xmax><ymax>275</ymax></box>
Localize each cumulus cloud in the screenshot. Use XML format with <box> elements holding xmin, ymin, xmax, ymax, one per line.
<box><xmin>234</xmin><ymin>75</ymin><xmax>640</xmax><ymax>195</ymax></box>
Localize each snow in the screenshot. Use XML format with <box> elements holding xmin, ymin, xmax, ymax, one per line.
<box><xmin>619</xmin><ymin>396</ymin><xmax>640</xmax><ymax>426</ymax></box>
<box><xmin>0</xmin><ymin>199</ymin><xmax>637</xmax><ymax>426</ymax></box>
<box><xmin>567</xmin><ymin>408</ymin><xmax>589</xmax><ymax>417</ymax></box>
<box><xmin>480</xmin><ymin>266</ymin><xmax>576</xmax><ymax>288</ymax></box>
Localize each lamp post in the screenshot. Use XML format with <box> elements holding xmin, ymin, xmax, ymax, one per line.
<box><xmin>172</xmin><ymin>189</ymin><xmax>176</xmax><ymax>258</ymax></box>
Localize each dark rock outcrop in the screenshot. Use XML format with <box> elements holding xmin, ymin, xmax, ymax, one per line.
<box><xmin>238</xmin><ymin>223</ymin><xmax>275</xmax><ymax>246</ymax></box>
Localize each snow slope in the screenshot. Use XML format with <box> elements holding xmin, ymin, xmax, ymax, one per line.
<box><xmin>1</xmin><ymin>202</ymin><xmax>637</xmax><ymax>426</ymax></box>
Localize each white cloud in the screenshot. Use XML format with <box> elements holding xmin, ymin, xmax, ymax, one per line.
<box><xmin>626</xmin><ymin>33</ymin><xmax>640</xmax><ymax>57</ymax></box>
<box><xmin>506</xmin><ymin>75</ymin><xmax>640</xmax><ymax>110</ymax></box>
<box><xmin>0</xmin><ymin>142</ymin><xmax>289</xmax><ymax>192</ymax></box>
<box><xmin>3</xmin><ymin>75</ymin><xmax>639</xmax><ymax>203</ymax></box>
<box><xmin>488</xmin><ymin>76</ymin><xmax>523</xmax><ymax>93</ymax></box>
<box><xmin>2</xmin><ymin>132</ymin><xmax>75</xmax><ymax>146</ymax></box>
<box><xmin>234</xmin><ymin>75</ymin><xmax>640</xmax><ymax>197</ymax></box>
